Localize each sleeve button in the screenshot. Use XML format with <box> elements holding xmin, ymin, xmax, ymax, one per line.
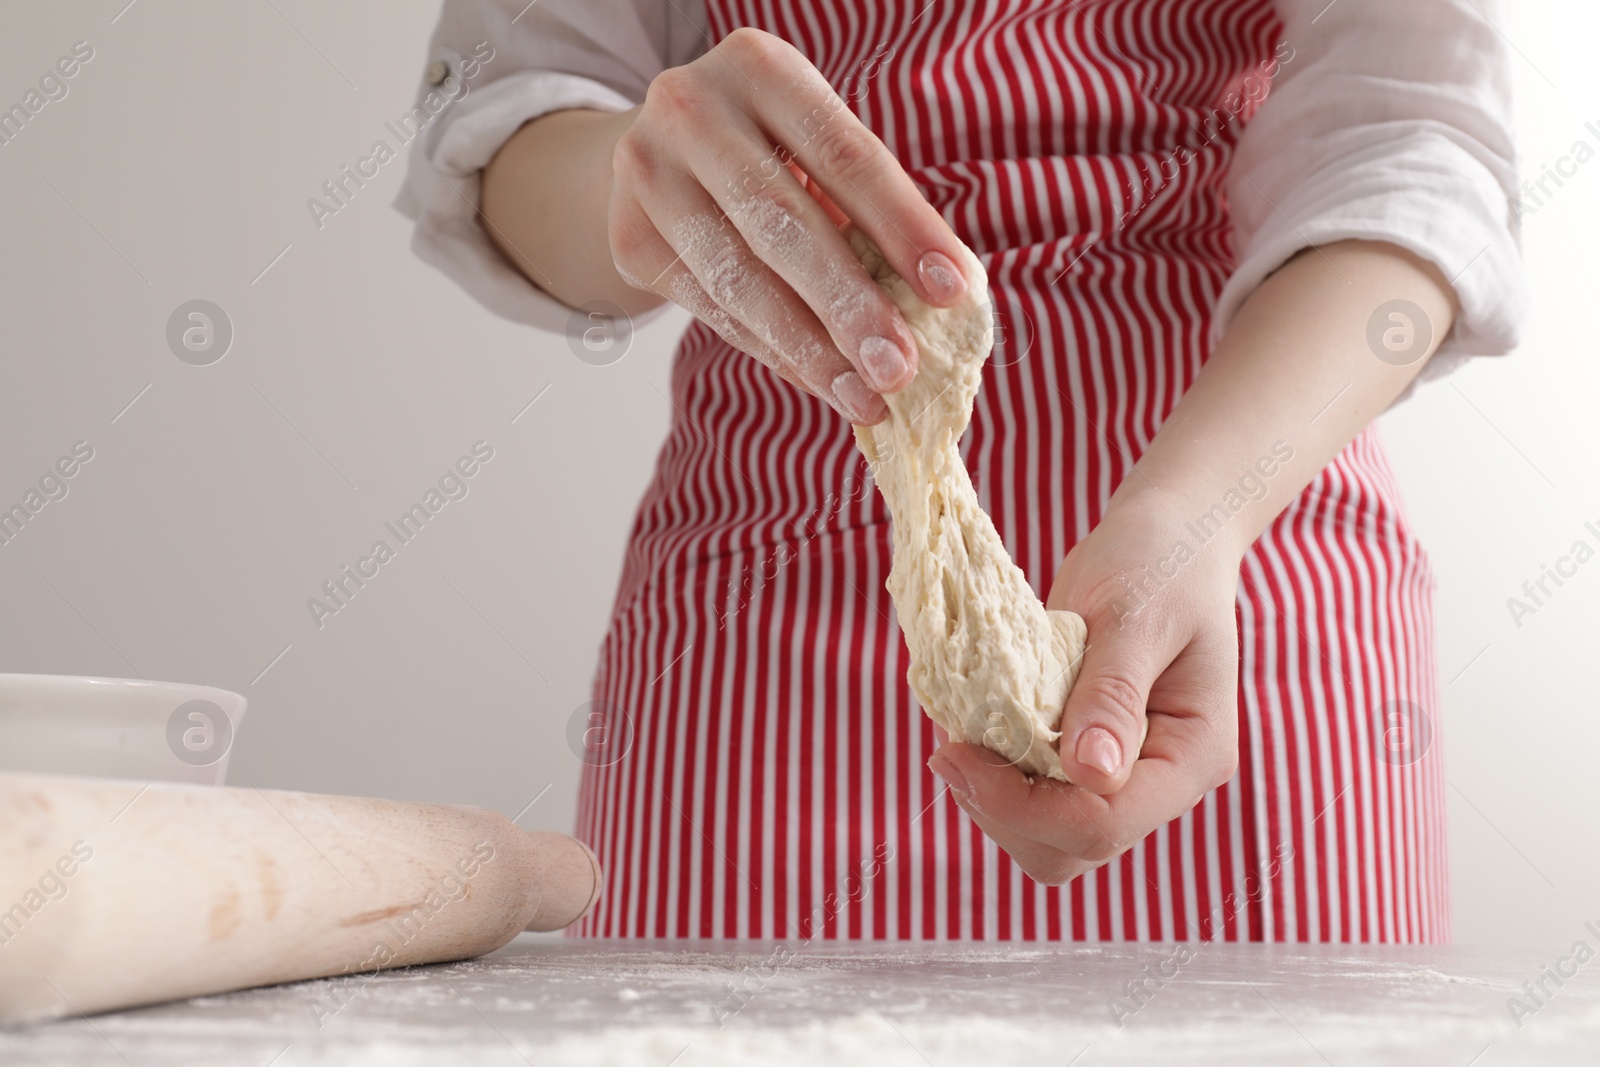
<box><xmin>425</xmin><ymin>60</ymin><xmax>450</xmax><ymax>86</ymax></box>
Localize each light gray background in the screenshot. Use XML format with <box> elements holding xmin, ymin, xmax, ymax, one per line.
<box><xmin>0</xmin><ymin>2</ymin><xmax>1593</xmax><ymax>948</ymax></box>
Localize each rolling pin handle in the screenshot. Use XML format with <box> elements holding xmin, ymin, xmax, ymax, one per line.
<box><xmin>522</xmin><ymin>832</ymin><xmax>603</xmax><ymax>932</ymax></box>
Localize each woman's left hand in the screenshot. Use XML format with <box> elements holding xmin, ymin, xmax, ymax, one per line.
<box><xmin>927</xmin><ymin>486</ymin><xmax>1244</xmax><ymax>885</ymax></box>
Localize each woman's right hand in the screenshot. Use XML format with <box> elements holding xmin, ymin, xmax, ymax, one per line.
<box><xmin>604</xmin><ymin>27</ymin><xmax>972</xmax><ymax>424</ymax></box>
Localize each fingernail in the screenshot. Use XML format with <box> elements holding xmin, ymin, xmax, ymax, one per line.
<box><xmin>831</xmin><ymin>370</ymin><xmax>883</xmax><ymax>423</ymax></box>
<box><xmin>859</xmin><ymin>335</ymin><xmax>910</xmax><ymax>391</ymax></box>
<box><xmin>917</xmin><ymin>250</ymin><xmax>967</xmax><ymax>303</ymax></box>
<box><xmin>928</xmin><ymin>755</ymin><xmax>973</xmax><ymax>804</ymax></box>
<box><xmin>1076</xmin><ymin>727</ymin><xmax>1122</xmax><ymax>778</ymax></box>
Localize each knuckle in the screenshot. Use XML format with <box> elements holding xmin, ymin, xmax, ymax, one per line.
<box><xmin>810</xmin><ymin>122</ymin><xmax>878</xmax><ymax>179</ymax></box>
<box><xmin>605</xmin><ymin>213</ymin><xmax>648</xmax><ymax>276</ymax></box>
<box><xmin>721</xmin><ymin>26</ymin><xmax>793</xmax><ymax>69</ymax></box>
<box><xmin>791</xmin><ymin>334</ymin><xmax>847</xmax><ymax>389</ymax></box>
<box><xmin>711</xmin><ymin>254</ymin><xmax>767</xmax><ymax>313</ymax></box>
<box><xmin>1024</xmin><ymin>859</ymin><xmax>1077</xmax><ymax>887</ymax></box>
<box><xmin>1077</xmin><ymin>671</ymin><xmax>1147</xmax><ymax>732</ymax></box>
<box><xmin>734</xmin><ymin>180</ymin><xmax>808</xmax><ymax>230</ymax></box>
<box><xmin>1206</xmin><ymin>749</ymin><xmax>1240</xmax><ymax>793</ymax></box>
<box><xmin>644</xmin><ymin>65</ymin><xmax>701</xmax><ymax>121</ymax></box>
<box><xmin>610</xmin><ymin>128</ymin><xmax>653</xmax><ymax>182</ymax></box>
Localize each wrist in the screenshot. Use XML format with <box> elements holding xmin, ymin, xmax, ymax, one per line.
<box><xmin>1054</xmin><ymin>478</ymin><xmax>1247</xmax><ymax>633</ymax></box>
<box><xmin>1102</xmin><ymin>476</ymin><xmax>1256</xmax><ymax>566</ymax></box>
<box><xmin>483</xmin><ymin>107</ymin><xmax>659</xmax><ymax>314</ymax></box>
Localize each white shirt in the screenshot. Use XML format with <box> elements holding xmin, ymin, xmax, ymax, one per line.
<box><xmin>393</xmin><ymin>0</ymin><xmax>1528</xmax><ymax>391</ymax></box>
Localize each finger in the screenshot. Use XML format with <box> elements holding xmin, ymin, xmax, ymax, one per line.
<box><xmin>691</xmin><ymin>117</ymin><xmax>922</xmax><ymax>394</ymax></box>
<box><xmin>611</xmin><ymin>204</ymin><xmax>794</xmax><ymax>377</ymax></box>
<box><xmin>613</xmin><ymin>209</ymin><xmax>876</xmax><ymax>420</ymax></box>
<box><xmin>934</xmin><ymin>729</ymin><xmax>1216</xmax><ymax>864</ymax></box>
<box><xmin>932</xmin><ymin>742</ymin><xmax>1122</xmax><ymax>861</ymax></box>
<box><xmin>721</xmin><ymin>32</ymin><xmax>971</xmax><ymax>307</ymax></box>
<box><xmin>672</xmin><ymin>271</ymin><xmax>883</xmax><ymax>423</ymax></box>
<box><xmin>1053</xmin><ymin>626</ymin><xmax>1163</xmax><ymax>795</ymax></box>
<box><xmin>790</xmin><ymin>161</ymin><xmax>849</xmax><ymax>227</ymax></box>
<box><xmin>927</xmin><ymin>750</ymin><xmax>1093</xmax><ymax>887</ymax></box>
<box><xmin>666</xmin><ymin>274</ymin><xmax>805</xmax><ymax>394</ymax></box>
<box><xmin>639</xmin><ymin>192</ymin><xmax>886</xmax><ymax>424</ymax></box>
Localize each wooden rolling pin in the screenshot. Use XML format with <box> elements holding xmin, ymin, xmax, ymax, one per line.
<box><xmin>0</xmin><ymin>772</ymin><xmax>601</xmax><ymax>1024</ymax></box>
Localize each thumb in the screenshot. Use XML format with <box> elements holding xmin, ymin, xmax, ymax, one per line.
<box><xmin>1057</xmin><ymin>624</ymin><xmax>1159</xmax><ymax>795</ymax></box>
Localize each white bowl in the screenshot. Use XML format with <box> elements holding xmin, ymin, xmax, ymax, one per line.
<box><xmin>0</xmin><ymin>674</ymin><xmax>246</xmax><ymax>785</ymax></box>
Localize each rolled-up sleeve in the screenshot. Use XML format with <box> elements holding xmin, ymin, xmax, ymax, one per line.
<box><xmin>394</xmin><ymin>0</ymin><xmax>707</xmax><ymax>330</ymax></box>
<box><xmin>1213</xmin><ymin>0</ymin><xmax>1529</xmax><ymax>397</ymax></box>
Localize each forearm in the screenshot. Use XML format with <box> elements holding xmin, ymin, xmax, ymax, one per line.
<box><xmin>479</xmin><ymin>107</ymin><xmax>662</xmax><ymax>316</ymax></box>
<box><xmin>1112</xmin><ymin>239</ymin><xmax>1458</xmax><ymax>556</ymax></box>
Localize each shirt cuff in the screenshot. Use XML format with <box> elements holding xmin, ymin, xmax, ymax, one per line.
<box><xmin>1212</xmin><ymin>129</ymin><xmax>1529</xmax><ymax>402</ymax></box>
<box><xmin>393</xmin><ymin>69</ymin><xmax>669</xmax><ymax>333</ymax></box>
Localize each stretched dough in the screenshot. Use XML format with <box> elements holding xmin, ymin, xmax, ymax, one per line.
<box><xmin>850</xmin><ymin>232</ymin><xmax>1086</xmax><ymax>782</ymax></box>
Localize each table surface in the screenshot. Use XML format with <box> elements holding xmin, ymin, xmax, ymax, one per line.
<box><xmin>3</xmin><ymin>937</ymin><xmax>1596</xmax><ymax>1065</ymax></box>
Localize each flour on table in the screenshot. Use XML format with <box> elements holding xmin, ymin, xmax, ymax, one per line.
<box><xmin>849</xmin><ymin>231</ymin><xmax>1086</xmax><ymax>781</ymax></box>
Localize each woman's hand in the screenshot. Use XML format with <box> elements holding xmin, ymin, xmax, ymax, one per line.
<box><xmin>920</xmin><ymin>236</ymin><xmax>1460</xmax><ymax>887</ymax></box>
<box><xmin>603</xmin><ymin>27</ymin><xmax>973</xmax><ymax>423</ymax></box>
<box><xmin>927</xmin><ymin>487</ymin><xmax>1243</xmax><ymax>885</ymax></box>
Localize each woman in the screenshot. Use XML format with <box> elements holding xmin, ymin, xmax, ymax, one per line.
<box><xmin>397</xmin><ymin>0</ymin><xmax>1526</xmax><ymax>941</ymax></box>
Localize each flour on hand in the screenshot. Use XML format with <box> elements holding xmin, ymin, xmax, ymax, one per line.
<box><xmin>849</xmin><ymin>231</ymin><xmax>1086</xmax><ymax>781</ymax></box>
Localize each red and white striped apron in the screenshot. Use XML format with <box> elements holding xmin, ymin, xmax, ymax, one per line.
<box><xmin>574</xmin><ymin>0</ymin><xmax>1448</xmax><ymax>942</ymax></box>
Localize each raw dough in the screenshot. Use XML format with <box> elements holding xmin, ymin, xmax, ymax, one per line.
<box><xmin>850</xmin><ymin>231</ymin><xmax>1086</xmax><ymax>781</ymax></box>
